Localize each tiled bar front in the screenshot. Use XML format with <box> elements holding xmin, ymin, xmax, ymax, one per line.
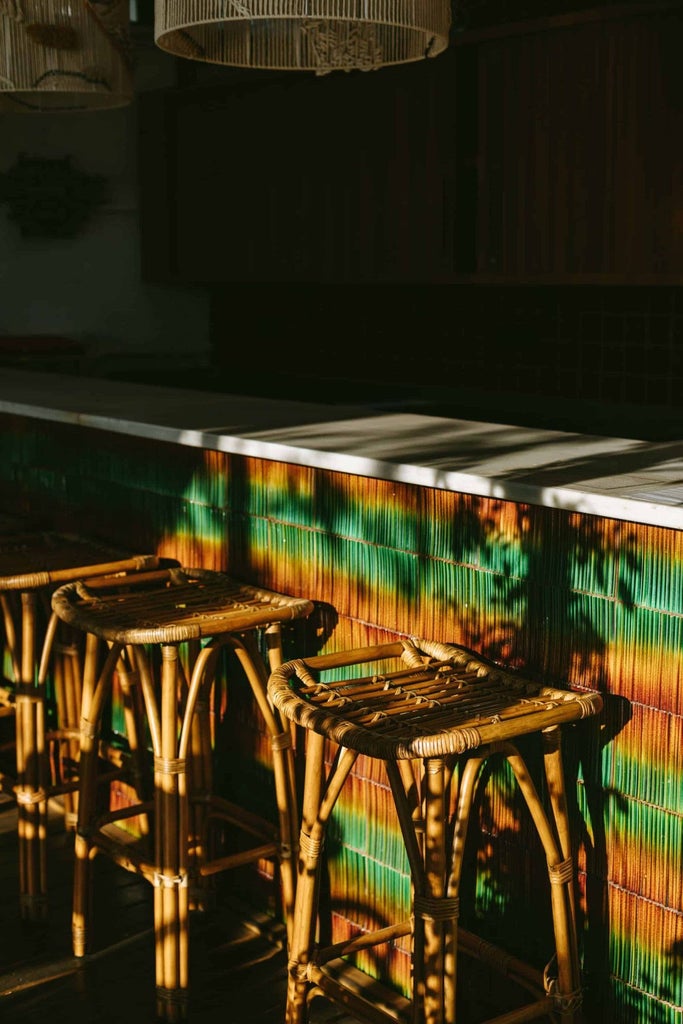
<box><xmin>0</xmin><ymin>410</ymin><xmax>680</xmax><ymax>1024</ymax></box>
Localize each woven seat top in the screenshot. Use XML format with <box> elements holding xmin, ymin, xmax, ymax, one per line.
<box><xmin>0</xmin><ymin>531</ymin><xmax>159</xmax><ymax>590</ymax></box>
<box><xmin>51</xmin><ymin>567</ymin><xmax>314</xmax><ymax>644</ymax></box>
<box><xmin>268</xmin><ymin>637</ymin><xmax>603</xmax><ymax>759</ymax></box>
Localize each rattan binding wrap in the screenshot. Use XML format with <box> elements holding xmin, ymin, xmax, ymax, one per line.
<box><xmin>154</xmin><ymin>0</ymin><xmax>450</xmax><ymax>73</ymax></box>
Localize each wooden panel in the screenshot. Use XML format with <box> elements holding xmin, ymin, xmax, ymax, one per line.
<box><xmin>138</xmin><ymin>3</ymin><xmax>683</xmax><ymax>285</ymax></box>
<box><xmin>473</xmin><ymin>5</ymin><xmax>683</xmax><ymax>280</ymax></box>
<box><xmin>165</xmin><ymin>58</ymin><xmax>457</xmax><ymax>283</ymax></box>
<box><xmin>138</xmin><ymin>87</ymin><xmax>179</xmax><ymax>283</ymax></box>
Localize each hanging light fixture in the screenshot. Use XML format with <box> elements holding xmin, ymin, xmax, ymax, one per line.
<box><xmin>154</xmin><ymin>0</ymin><xmax>450</xmax><ymax>74</ymax></box>
<box><xmin>0</xmin><ymin>0</ymin><xmax>134</xmax><ymax>112</ymax></box>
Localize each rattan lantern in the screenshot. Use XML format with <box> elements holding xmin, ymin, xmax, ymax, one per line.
<box><xmin>154</xmin><ymin>0</ymin><xmax>451</xmax><ymax>74</ymax></box>
<box><xmin>0</xmin><ymin>0</ymin><xmax>133</xmax><ymax>113</ymax></box>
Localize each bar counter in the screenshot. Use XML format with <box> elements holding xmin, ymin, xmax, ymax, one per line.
<box><xmin>0</xmin><ymin>368</ymin><xmax>681</xmax><ymax>1023</ymax></box>
<box><xmin>1</xmin><ymin>368</ymin><xmax>681</xmax><ymax>529</ymax></box>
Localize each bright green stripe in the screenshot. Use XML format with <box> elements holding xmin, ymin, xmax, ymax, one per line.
<box><xmin>614</xmin><ymin>603</ymin><xmax>665</xmax><ymax>663</ymax></box>
<box><xmin>604</xmin><ymin>796</ymin><xmax>683</xmax><ymax>900</ymax></box>
<box><xmin>609</xmin><ymin>909</ymin><xmax>683</xmax><ymax>1006</ymax></box>
<box><xmin>613</xmin><ymin>603</ymin><xmax>683</xmax><ymax>709</ymax></box>
<box><xmin>608</xmin><ymin>729</ymin><xmax>683</xmax><ymax>813</ymax></box>
<box><xmin>609</xmin><ymin>977</ymin><xmax>682</xmax><ymax>1023</ymax></box>
<box><xmin>328</xmin><ymin>844</ymin><xmax>411</xmax><ymax>991</ymax></box>
<box><xmin>242</xmin><ymin>467</ymin><xmax>315</xmax><ymax>527</ymax></box>
<box><xmin>329</xmin><ymin>792</ymin><xmax>410</xmax><ymax>880</ymax></box>
<box><xmin>614</xmin><ymin>598</ymin><xmax>683</xmax><ymax>655</ymax></box>
<box><xmin>328</xmin><ymin>845</ymin><xmax>411</xmax><ymax>922</ymax></box>
<box><xmin>176</xmin><ymin>501</ymin><xmax>228</xmax><ymax>548</ymax></box>
<box><xmin>420</xmin><ymin>560</ymin><xmax>524</xmax><ymax>651</ymax></box>
<box><xmin>419</xmin><ymin>496</ymin><xmax>486</xmax><ymax>567</ymax></box>
<box><xmin>422</xmin><ymin>559</ymin><xmax>477</xmax><ymax>609</ymax></box>
<box><xmin>475</xmin><ymin>528</ymin><xmax>528</xmax><ymax>578</ymax></box>
<box><xmin>625</xmin><ymin>532</ymin><xmax>683</xmax><ymax>615</ymax></box>
<box><xmin>317</xmin><ymin>486</ymin><xmax>418</xmax><ymax>550</ymax></box>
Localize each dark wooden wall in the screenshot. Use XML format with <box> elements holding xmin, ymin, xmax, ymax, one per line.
<box><xmin>138</xmin><ymin>1</ymin><xmax>683</xmax><ymax>285</ymax></box>
<box><xmin>473</xmin><ymin>4</ymin><xmax>683</xmax><ymax>280</ymax></box>
<box><xmin>135</xmin><ymin>2</ymin><xmax>682</xmax><ymax>436</ymax></box>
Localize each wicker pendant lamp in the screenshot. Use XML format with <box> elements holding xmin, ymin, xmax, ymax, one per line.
<box><xmin>154</xmin><ymin>0</ymin><xmax>451</xmax><ymax>74</ymax></box>
<box><xmin>0</xmin><ymin>0</ymin><xmax>133</xmax><ymax>113</ymax></box>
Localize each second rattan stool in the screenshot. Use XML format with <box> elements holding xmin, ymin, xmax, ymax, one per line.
<box><xmin>51</xmin><ymin>566</ymin><xmax>314</xmax><ymax>1022</ymax></box>
<box><xmin>268</xmin><ymin>637</ymin><xmax>603</xmax><ymax>1024</ymax></box>
<box><xmin>0</xmin><ymin>530</ymin><xmax>162</xmax><ymax>920</ymax></box>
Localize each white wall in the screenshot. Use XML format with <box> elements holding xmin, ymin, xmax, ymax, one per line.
<box><xmin>0</xmin><ymin>28</ymin><xmax>211</xmax><ymax>374</ymax></box>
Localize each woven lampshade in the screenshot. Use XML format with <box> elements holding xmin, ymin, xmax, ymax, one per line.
<box><xmin>154</xmin><ymin>0</ymin><xmax>451</xmax><ymax>74</ymax></box>
<box><xmin>0</xmin><ymin>0</ymin><xmax>133</xmax><ymax>113</ymax></box>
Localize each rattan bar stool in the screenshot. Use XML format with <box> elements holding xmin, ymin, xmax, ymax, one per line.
<box><xmin>0</xmin><ymin>530</ymin><xmax>162</xmax><ymax>920</ymax></box>
<box><xmin>267</xmin><ymin>637</ymin><xmax>603</xmax><ymax>1024</ymax></box>
<box><xmin>51</xmin><ymin>566</ymin><xmax>314</xmax><ymax>1022</ymax></box>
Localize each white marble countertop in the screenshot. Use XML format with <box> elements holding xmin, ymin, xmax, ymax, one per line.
<box><xmin>1</xmin><ymin>368</ymin><xmax>682</xmax><ymax>530</ymax></box>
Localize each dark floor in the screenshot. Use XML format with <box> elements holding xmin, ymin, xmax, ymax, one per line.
<box><xmin>0</xmin><ymin>796</ymin><xmax>356</xmax><ymax>1024</ymax></box>
<box><xmin>0</xmin><ymin>796</ymin><xmax>563</xmax><ymax>1024</ymax></box>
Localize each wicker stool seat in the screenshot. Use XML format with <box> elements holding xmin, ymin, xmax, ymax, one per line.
<box><xmin>267</xmin><ymin>637</ymin><xmax>603</xmax><ymax>1024</ymax></box>
<box><xmin>0</xmin><ymin>530</ymin><xmax>162</xmax><ymax>920</ymax></box>
<box><xmin>51</xmin><ymin>566</ymin><xmax>314</xmax><ymax>1023</ymax></box>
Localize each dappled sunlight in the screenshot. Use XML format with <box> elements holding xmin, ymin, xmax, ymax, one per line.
<box><xmin>2</xmin><ymin>409</ymin><xmax>681</xmax><ymax>1021</ymax></box>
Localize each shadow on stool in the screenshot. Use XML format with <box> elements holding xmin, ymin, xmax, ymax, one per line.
<box><xmin>267</xmin><ymin>637</ymin><xmax>603</xmax><ymax>1024</ymax></box>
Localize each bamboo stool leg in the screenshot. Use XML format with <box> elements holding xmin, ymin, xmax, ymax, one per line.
<box><xmin>264</xmin><ymin>623</ymin><xmax>301</xmax><ymax>938</ymax></box>
<box><xmin>14</xmin><ymin>590</ymin><xmax>49</xmax><ymax>921</ymax></box>
<box><xmin>541</xmin><ymin>727</ymin><xmax>583</xmax><ymax>1024</ymax></box>
<box><xmin>186</xmin><ymin>638</ymin><xmax>217</xmax><ymax>913</ymax></box>
<box><xmin>421</xmin><ymin>757</ymin><xmax>450</xmax><ymax>1024</ymax></box>
<box><xmin>115</xmin><ymin>644</ymin><xmax>152</xmax><ymax>835</ymax></box>
<box><xmin>0</xmin><ymin>594</ymin><xmax>20</xmax><ymax>798</ymax></box>
<box><xmin>231</xmin><ymin>628</ymin><xmax>300</xmax><ymax>945</ymax></box>
<box><xmin>35</xmin><ymin>602</ymin><xmax>84</xmax><ymax>836</ymax></box>
<box><xmin>444</xmin><ymin>754</ymin><xmax>485</xmax><ymax>1023</ymax></box>
<box><xmin>286</xmin><ymin>735</ymin><xmax>358</xmax><ymax>1024</ymax></box>
<box><xmin>155</xmin><ymin>643</ymin><xmax>190</xmax><ymax>1023</ymax></box>
<box><xmin>503</xmin><ymin>740</ymin><xmax>582</xmax><ymax>1024</ymax></box>
<box><xmin>56</xmin><ymin>626</ymin><xmax>83</xmax><ymax>830</ymax></box>
<box><xmin>72</xmin><ymin>639</ymin><xmax>123</xmax><ymax>957</ymax></box>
